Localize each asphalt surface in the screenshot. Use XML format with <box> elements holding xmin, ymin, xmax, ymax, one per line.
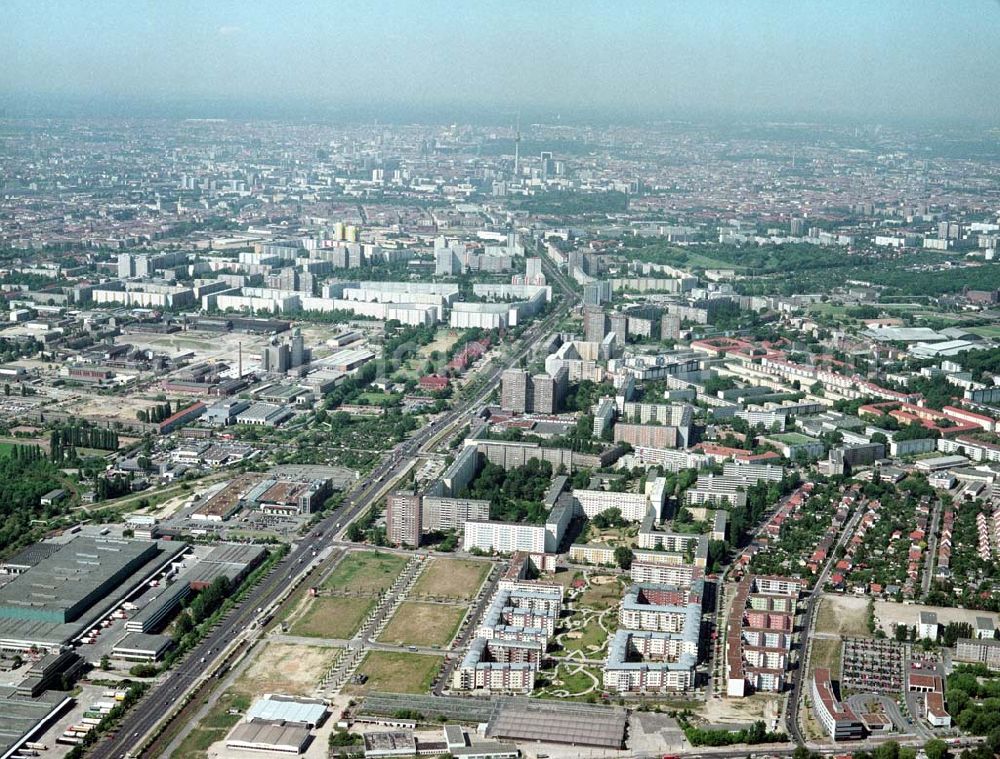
<box><xmin>91</xmin><ymin>254</ymin><xmax>578</xmax><ymax>759</ymax></box>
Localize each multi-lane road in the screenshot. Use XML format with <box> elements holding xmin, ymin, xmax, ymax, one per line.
<box><xmin>92</xmin><ymin>249</ymin><xmax>578</xmax><ymax>759</ymax></box>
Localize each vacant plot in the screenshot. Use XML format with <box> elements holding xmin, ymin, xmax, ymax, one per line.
<box><xmin>578</xmin><ymin>577</ymin><xmax>624</xmax><ymax>610</ymax></box>
<box><xmin>702</xmin><ymin>692</ymin><xmax>781</xmax><ymax>725</ymax></box>
<box><xmin>346</xmin><ymin>651</ymin><xmax>443</xmax><ymax>695</ymax></box>
<box><xmin>233</xmin><ymin>642</ymin><xmax>336</xmax><ymax>697</ymax></box>
<box><xmin>874</xmin><ymin>600</ymin><xmax>999</xmax><ymax>637</ymax></box>
<box><xmin>809</xmin><ymin>637</ymin><xmax>843</xmax><ymax>680</ymax></box>
<box><xmin>419</xmin><ymin>329</ymin><xmax>462</xmax><ymax>359</ymax></box>
<box><xmin>170</xmin><ymin>691</ymin><xmax>250</xmax><ymax>759</ymax></box>
<box><xmin>551</xmin><ymin>568</ymin><xmax>586</xmax><ymax>590</ymax></box>
<box><xmin>322</xmin><ymin>551</ymin><xmax>408</xmax><ymax>594</ymax></box>
<box><xmin>815</xmin><ymin>594</ymin><xmax>870</xmax><ymax>637</ymax></box>
<box><xmin>290</xmin><ymin>596</ymin><xmax>373</xmax><ymax>639</ymax></box>
<box><xmin>411</xmin><ymin>558</ymin><xmax>489</xmax><ymax>599</ymax></box>
<box><xmin>378</xmin><ymin>601</ymin><xmax>465</xmax><ymax>647</ymax></box>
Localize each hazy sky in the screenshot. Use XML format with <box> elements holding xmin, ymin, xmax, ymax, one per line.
<box><xmin>2</xmin><ymin>0</ymin><xmax>998</xmax><ymax>123</ymax></box>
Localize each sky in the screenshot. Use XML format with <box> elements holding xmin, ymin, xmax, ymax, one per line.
<box><xmin>1</xmin><ymin>0</ymin><xmax>998</xmax><ymax>124</ymax></box>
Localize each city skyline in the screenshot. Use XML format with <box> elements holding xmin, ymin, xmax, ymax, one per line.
<box><xmin>2</xmin><ymin>0</ymin><xmax>999</xmax><ymax>124</ymax></box>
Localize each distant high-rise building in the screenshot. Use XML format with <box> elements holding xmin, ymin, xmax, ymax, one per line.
<box><xmin>532</xmin><ymin>366</ymin><xmax>568</xmax><ymax>414</ymax></box>
<box><xmin>298</xmin><ymin>270</ymin><xmax>316</xmax><ymax>295</ymax></box>
<box><xmin>290</xmin><ymin>328</ymin><xmax>305</xmax><ymax>368</ymax></box>
<box><xmin>386</xmin><ymin>492</ymin><xmax>422</xmax><ymax>546</ymax></box>
<box><xmin>435</xmin><ymin>248</ymin><xmax>458</xmax><ymax>276</ymax></box>
<box><xmin>939</xmin><ymin>221</ymin><xmax>962</xmax><ymax>240</ymax></box>
<box><xmin>501</xmin><ymin>369</ymin><xmax>532</xmax><ymax>413</ymax></box>
<box><xmin>117</xmin><ymin>253</ymin><xmax>134</xmax><ymax>279</ymax></box>
<box><xmin>661</xmin><ymin>314</ymin><xmax>682</xmax><ymax>341</ymax></box>
<box><xmin>540</xmin><ymin>151</ymin><xmax>555</xmax><ymax>180</ymax></box>
<box><xmin>524</xmin><ymin>257</ymin><xmax>545</xmax><ymax>285</ymax></box>
<box><xmin>790</xmin><ymin>218</ymin><xmax>806</xmax><ymax>236</ymax></box>
<box><xmin>582</xmin><ymin>280</ymin><xmax>611</xmax><ymax>306</ymax></box>
<box><xmin>584</xmin><ymin>307</ymin><xmax>609</xmax><ymax>343</ymax></box>
<box><xmin>610</xmin><ymin>313</ymin><xmax>628</xmax><ymax>347</ymax></box>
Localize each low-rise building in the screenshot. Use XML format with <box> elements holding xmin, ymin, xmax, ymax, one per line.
<box><xmin>811</xmin><ymin>667</ymin><xmax>864</xmax><ymax>741</ymax></box>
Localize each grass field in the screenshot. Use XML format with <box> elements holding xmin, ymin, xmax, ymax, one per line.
<box><xmin>967</xmin><ymin>325</ymin><xmax>1000</xmax><ymax>339</ymax></box>
<box><xmin>289</xmin><ymin>596</ymin><xmax>373</xmax><ymax>639</ymax></box>
<box><xmin>411</xmin><ymin>558</ymin><xmax>489</xmax><ymax>599</ymax></box>
<box><xmin>563</xmin><ymin>616</ymin><xmax>611</xmax><ymax>653</ymax></box>
<box><xmin>356</xmin><ymin>391</ymin><xmax>401</xmax><ymax>405</ymax></box>
<box><xmin>807</xmin><ymin>303</ymin><xmax>849</xmax><ymax>318</ymax></box>
<box><xmin>345</xmin><ymin>651</ymin><xmax>443</xmax><ymax>695</ymax></box>
<box><xmin>169</xmin><ymin>691</ymin><xmax>250</xmax><ymax>759</ymax></box>
<box><xmin>377</xmin><ymin>601</ymin><xmax>465</xmax><ymax>647</ymax></box>
<box><xmin>809</xmin><ymin>637</ymin><xmax>843</xmax><ymax>680</ymax></box>
<box><xmin>322</xmin><ymin>551</ymin><xmax>408</xmax><ymax>594</ymax></box>
<box><xmin>578</xmin><ymin>577</ymin><xmax>625</xmax><ymax>610</ymax></box>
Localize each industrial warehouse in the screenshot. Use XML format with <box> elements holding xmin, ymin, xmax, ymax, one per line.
<box><xmin>0</xmin><ymin>537</ymin><xmax>187</xmax><ymax>653</ymax></box>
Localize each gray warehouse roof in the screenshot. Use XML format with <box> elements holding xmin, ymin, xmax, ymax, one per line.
<box><xmin>113</xmin><ymin>632</ymin><xmax>174</xmax><ymax>656</ymax></box>
<box><xmin>0</xmin><ymin>539</ymin><xmax>186</xmax><ymax>651</ymax></box>
<box><xmin>0</xmin><ymin>542</ymin><xmax>61</xmax><ymax>570</ymax></box>
<box><xmin>246</xmin><ymin>695</ymin><xmax>327</xmax><ymax>728</ymax></box>
<box><xmin>226</xmin><ymin>720</ymin><xmax>310</xmax><ymax>753</ymax></box>
<box><xmin>0</xmin><ymin>538</ymin><xmax>158</xmax><ymax>623</ymax></box>
<box><xmin>486</xmin><ymin>699</ymin><xmax>626</xmax><ymax>749</ymax></box>
<box><xmin>0</xmin><ymin>687</ymin><xmax>73</xmax><ymax>759</ymax></box>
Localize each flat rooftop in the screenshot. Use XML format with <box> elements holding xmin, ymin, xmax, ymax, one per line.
<box><xmin>0</xmin><ymin>538</ymin><xmax>157</xmax><ymax>623</ymax></box>
<box><xmin>0</xmin><ymin>687</ymin><xmax>72</xmax><ymax>758</ymax></box>
<box><xmin>0</xmin><ymin>539</ymin><xmax>186</xmax><ymax>650</ymax></box>
<box><xmin>246</xmin><ymin>695</ymin><xmax>327</xmax><ymax>728</ymax></box>
<box><xmin>486</xmin><ymin>699</ymin><xmax>627</xmax><ymax>749</ymax></box>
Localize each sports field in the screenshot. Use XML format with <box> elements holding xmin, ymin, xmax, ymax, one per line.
<box><xmin>967</xmin><ymin>325</ymin><xmax>1000</xmax><ymax>339</ymax></box>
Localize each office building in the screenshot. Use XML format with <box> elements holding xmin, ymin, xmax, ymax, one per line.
<box><xmin>812</xmin><ymin>668</ymin><xmax>864</xmax><ymax>741</ymax></box>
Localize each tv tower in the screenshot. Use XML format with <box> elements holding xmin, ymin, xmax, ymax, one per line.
<box><xmin>513</xmin><ymin>112</ymin><xmax>521</xmax><ymax>179</ymax></box>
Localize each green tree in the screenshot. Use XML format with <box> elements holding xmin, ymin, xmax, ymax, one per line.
<box><xmin>614</xmin><ymin>546</ymin><xmax>634</xmax><ymax>570</ymax></box>
<box><xmin>924</xmin><ymin>739</ymin><xmax>949</xmax><ymax>759</ymax></box>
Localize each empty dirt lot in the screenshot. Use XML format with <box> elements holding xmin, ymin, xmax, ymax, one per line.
<box><xmin>815</xmin><ymin>593</ymin><xmax>870</xmax><ymax>637</ymax></box>
<box><xmin>233</xmin><ymin>642</ymin><xmax>337</xmax><ymax>697</ymax></box>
